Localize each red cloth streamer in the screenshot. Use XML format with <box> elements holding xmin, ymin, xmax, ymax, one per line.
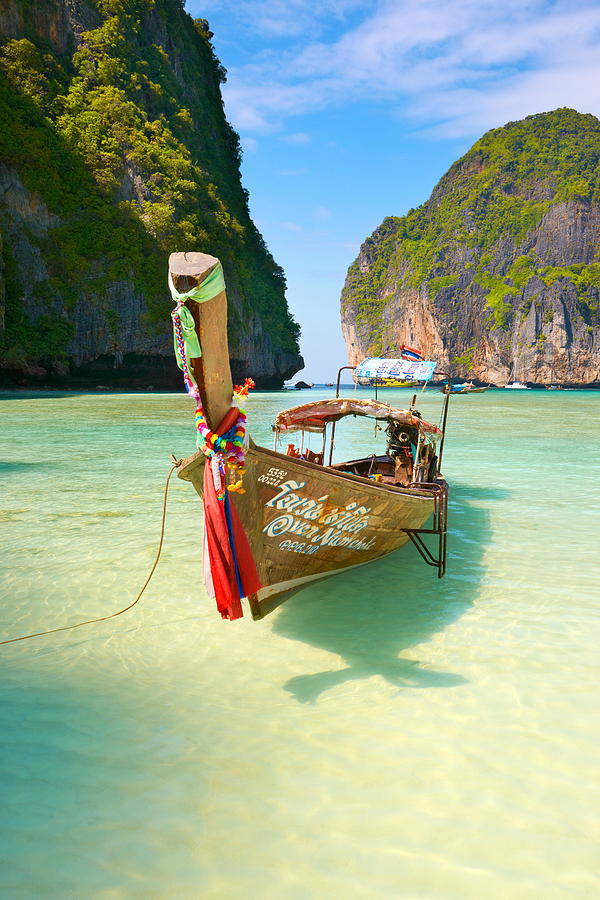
<box><xmin>202</xmin><ymin>463</ymin><xmax>262</xmax><ymax>619</ymax></box>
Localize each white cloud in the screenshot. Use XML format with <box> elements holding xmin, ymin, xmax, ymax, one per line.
<box><xmin>280</xmin><ymin>132</ymin><xmax>312</xmax><ymax>144</ymax></box>
<box><xmin>240</xmin><ymin>135</ymin><xmax>258</xmax><ymax>152</ymax></box>
<box><xmin>198</xmin><ymin>0</ymin><xmax>369</xmax><ymax>39</ymax></box>
<box><xmin>219</xmin><ymin>0</ymin><xmax>600</xmax><ymax>138</ymax></box>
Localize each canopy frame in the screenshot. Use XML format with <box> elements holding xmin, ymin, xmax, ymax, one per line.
<box><xmin>273</xmin><ymin>391</ymin><xmax>443</xmax><ymax>471</ymax></box>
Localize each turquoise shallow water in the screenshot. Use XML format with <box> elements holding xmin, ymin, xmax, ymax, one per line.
<box><xmin>1</xmin><ymin>387</ymin><xmax>599</xmax><ymax>899</ymax></box>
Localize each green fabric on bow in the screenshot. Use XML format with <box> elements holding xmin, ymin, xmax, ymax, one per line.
<box><xmin>169</xmin><ymin>261</ymin><xmax>226</xmax><ymax>370</ymax></box>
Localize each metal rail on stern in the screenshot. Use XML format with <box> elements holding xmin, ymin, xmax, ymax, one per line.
<box><xmin>402</xmin><ymin>481</ymin><xmax>448</xmax><ymax>578</ymax></box>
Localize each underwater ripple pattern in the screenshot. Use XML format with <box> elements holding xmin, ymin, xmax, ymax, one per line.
<box><xmin>1</xmin><ymin>388</ymin><xmax>599</xmax><ymax>899</ymax></box>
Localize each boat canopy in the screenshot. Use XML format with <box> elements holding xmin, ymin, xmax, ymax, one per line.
<box><xmin>274</xmin><ymin>397</ymin><xmax>442</xmax><ymax>436</ymax></box>
<box><xmin>354</xmin><ymin>357</ymin><xmax>437</xmax><ymax>383</ymax></box>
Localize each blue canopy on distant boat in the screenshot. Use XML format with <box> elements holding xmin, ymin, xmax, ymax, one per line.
<box><xmin>354</xmin><ymin>357</ymin><xmax>437</xmax><ymax>383</ymax></box>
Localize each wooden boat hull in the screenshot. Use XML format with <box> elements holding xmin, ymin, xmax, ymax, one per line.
<box><xmin>178</xmin><ymin>444</ymin><xmax>436</xmax><ymax>619</ymax></box>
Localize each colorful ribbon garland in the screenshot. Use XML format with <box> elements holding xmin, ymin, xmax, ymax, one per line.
<box><xmin>169</xmin><ymin>265</ymin><xmax>225</xmax><ymax>370</ymax></box>
<box><xmin>170</xmin><ymin>273</ymin><xmax>254</xmax><ymax>499</ymax></box>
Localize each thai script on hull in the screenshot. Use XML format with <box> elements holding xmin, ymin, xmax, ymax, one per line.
<box><xmin>262</xmin><ymin>479</ymin><xmax>376</xmax><ymax>552</ymax></box>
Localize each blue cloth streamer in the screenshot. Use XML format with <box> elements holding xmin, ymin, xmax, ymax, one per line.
<box><xmin>223</xmin><ymin>492</ymin><xmax>244</xmax><ymax>600</ymax></box>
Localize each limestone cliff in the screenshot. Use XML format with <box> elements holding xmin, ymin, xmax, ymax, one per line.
<box><xmin>342</xmin><ymin>110</ymin><xmax>600</xmax><ymax>385</ymax></box>
<box><xmin>0</xmin><ymin>0</ymin><xmax>303</xmax><ymax>387</ymax></box>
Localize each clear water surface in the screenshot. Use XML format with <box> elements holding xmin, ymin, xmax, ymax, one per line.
<box><xmin>1</xmin><ymin>387</ymin><xmax>599</xmax><ymax>899</ymax></box>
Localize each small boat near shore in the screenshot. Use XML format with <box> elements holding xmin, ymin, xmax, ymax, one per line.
<box><xmin>170</xmin><ymin>252</ymin><xmax>450</xmax><ymax>620</ymax></box>
<box><xmin>504</xmin><ymin>381</ymin><xmax>530</xmax><ymax>390</ymax></box>
<box><xmin>442</xmin><ymin>382</ymin><xmax>489</xmax><ymax>394</ymax></box>
<box><xmin>378</xmin><ymin>379</ymin><xmax>415</xmax><ymax>387</ymax></box>
<box><xmin>352</xmin><ymin>353</ymin><xmax>436</xmax><ymax>390</ymax></box>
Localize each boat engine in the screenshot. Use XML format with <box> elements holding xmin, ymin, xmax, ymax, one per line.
<box><xmin>385</xmin><ymin>422</ymin><xmax>418</xmax><ymax>485</ymax></box>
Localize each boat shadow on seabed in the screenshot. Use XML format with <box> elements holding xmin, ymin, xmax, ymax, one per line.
<box><xmin>272</xmin><ymin>483</ymin><xmax>503</xmax><ymax>703</ymax></box>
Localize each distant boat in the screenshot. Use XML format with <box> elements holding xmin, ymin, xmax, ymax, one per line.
<box><xmin>442</xmin><ymin>382</ymin><xmax>489</xmax><ymax>394</ymax></box>
<box><xmin>355</xmin><ymin>377</ymin><xmax>419</xmax><ymax>388</ymax></box>
<box><xmin>546</xmin><ymin>384</ymin><xmax>564</xmax><ymax>390</ymax></box>
<box><xmin>504</xmin><ymin>381</ymin><xmax>530</xmax><ymax>390</ymax></box>
<box><xmin>353</xmin><ymin>356</ymin><xmax>437</xmax><ymax>388</ymax></box>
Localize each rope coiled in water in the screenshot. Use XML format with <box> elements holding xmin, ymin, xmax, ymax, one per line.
<box><xmin>0</xmin><ymin>461</ymin><xmax>180</xmax><ymax>647</ymax></box>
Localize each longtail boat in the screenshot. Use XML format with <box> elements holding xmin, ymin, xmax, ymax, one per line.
<box><xmin>441</xmin><ymin>382</ymin><xmax>489</xmax><ymax>394</ymax></box>
<box><xmin>170</xmin><ymin>252</ymin><xmax>450</xmax><ymax>621</ymax></box>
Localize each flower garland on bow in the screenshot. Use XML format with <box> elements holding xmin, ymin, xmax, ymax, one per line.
<box><xmin>194</xmin><ymin>378</ymin><xmax>255</xmax><ymax>498</ymax></box>
<box><xmin>171</xmin><ymin>293</ymin><xmax>254</xmax><ymax>501</ymax></box>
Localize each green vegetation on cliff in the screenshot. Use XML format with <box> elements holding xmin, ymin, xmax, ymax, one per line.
<box><xmin>343</xmin><ymin>109</ymin><xmax>600</xmax><ymax>350</ymax></box>
<box><xmin>0</xmin><ymin>0</ymin><xmax>300</xmax><ymax>374</ymax></box>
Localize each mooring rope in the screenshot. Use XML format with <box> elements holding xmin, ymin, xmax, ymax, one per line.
<box><xmin>0</xmin><ymin>459</ymin><xmax>182</xmax><ymax>647</ymax></box>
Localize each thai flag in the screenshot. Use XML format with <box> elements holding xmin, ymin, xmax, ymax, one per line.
<box><xmin>400</xmin><ymin>345</ymin><xmax>423</xmax><ymax>362</ymax></box>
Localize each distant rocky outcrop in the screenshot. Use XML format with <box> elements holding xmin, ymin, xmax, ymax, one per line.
<box><xmin>342</xmin><ymin>109</ymin><xmax>600</xmax><ymax>385</ymax></box>
<box><xmin>0</xmin><ymin>0</ymin><xmax>303</xmax><ymax>387</ymax></box>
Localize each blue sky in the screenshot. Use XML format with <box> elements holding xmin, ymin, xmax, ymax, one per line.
<box><xmin>187</xmin><ymin>0</ymin><xmax>600</xmax><ymax>381</ymax></box>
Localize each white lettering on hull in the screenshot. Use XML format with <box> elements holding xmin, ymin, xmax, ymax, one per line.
<box><xmin>263</xmin><ymin>478</ymin><xmax>377</xmax><ymax>555</ymax></box>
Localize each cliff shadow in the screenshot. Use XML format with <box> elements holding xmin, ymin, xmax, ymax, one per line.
<box><xmin>0</xmin><ymin>391</ymin><xmax>83</xmax><ymax>400</ymax></box>
<box><xmin>272</xmin><ymin>483</ymin><xmax>502</xmax><ymax>702</ymax></box>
